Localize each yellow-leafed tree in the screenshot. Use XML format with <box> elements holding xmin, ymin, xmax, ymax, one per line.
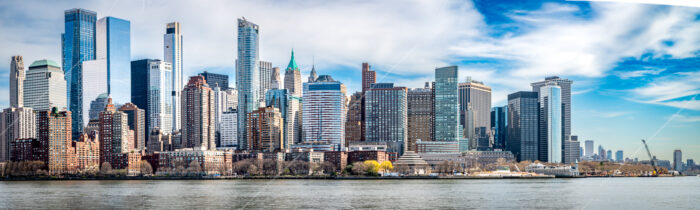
<box><xmin>364</xmin><ymin>160</ymin><xmax>380</xmax><ymax>174</ymax></box>
<box><xmin>379</xmin><ymin>161</ymin><xmax>394</xmax><ymax>173</ymax></box>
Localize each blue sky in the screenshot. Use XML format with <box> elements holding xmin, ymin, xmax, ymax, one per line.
<box><xmin>0</xmin><ymin>0</ymin><xmax>698</xmax><ymax>161</ymax></box>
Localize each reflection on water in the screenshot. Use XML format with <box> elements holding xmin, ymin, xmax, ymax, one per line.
<box><xmin>0</xmin><ymin>177</ymin><xmax>698</xmax><ymax>209</ymax></box>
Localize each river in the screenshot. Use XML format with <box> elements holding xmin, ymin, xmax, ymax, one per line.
<box><xmin>1</xmin><ymin>177</ymin><xmax>698</xmax><ymax>209</ymax></box>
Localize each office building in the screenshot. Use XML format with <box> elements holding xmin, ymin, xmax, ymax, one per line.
<box><xmin>80</xmin><ymin>60</ymin><xmax>108</xmax><ymax>128</ymax></box>
<box><xmin>24</xmin><ymin>60</ymin><xmax>67</xmax><ymax>111</ymax></box>
<box><xmin>213</xmin><ymin>86</ymin><xmax>228</xmax><ymax>146</ymax></box>
<box><xmin>259</xmin><ymin>61</ymin><xmax>273</xmax><ymax>101</ymax></box>
<box><xmin>38</xmin><ymin>108</ymin><xmax>77</xmax><ymax>174</ymax></box>
<box><xmin>164</xmin><ymin>22</ymin><xmax>183</xmax><ymax>132</ymax></box>
<box><xmin>302</xmin><ymin>75</ymin><xmax>346</xmax><ymax>148</ymax></box>
<box><xmin>506</xmin><ymin>91</ymin><xmax>539</xmax><ymax>162</ymax></box>
<box><xmin>266</xmin><ymin>88</ymin><xmax>301</xmax><ymax>150</ymax></box>
<box><xmin>532</xmin><ymin>76</ymin><xmax>573</xmax><ymax>141</ymax></box>
<box><xmin>225</xmin><ymin>88</ymin><xmax>238</xmax><ymax>110</ymax></box>
<box><xmin>271</xmin><ymin>67</ymin><xmax>281</xmax><ymax>90</ymax></box>
<box><xmin>98</xmin><ymin>98</ymin><xmax>131</xmax><ymax>168</ymax></box>
<box><xmin>458</xmin><ymin>78</ymin><xmax>492</xmax><ymax>149</ymax></box>
<box><xmin>345</xmin><ymin>92</ymin><xmax>363</xmax><ymax>146</ymax></box>
<box><xmin>181</xmin><ymin>76</ymin><xmax>216</xmax><ymax>150</ymax></box>
<box><xmin>415</xmin><ymin>140</ymin><xmax>460</xmax><ymax>154</ymax></box>
<box><xmin>407</xmin><ymin>84</ymin><xmax>433</xmax><ymax>152</ymax></box>
<box><xmin>220</xmin><ymin>108</ymin><xmax>238</xmax><ymax>148</ymax></box>
<box><xmin>74</xmin><ymin>131</ymin><xmax>100</xmax><ymax>171</ymax></box>
<box><xmin>360</xmin><ymin>62</ymin><xmax>376</xmax><ymax>141</ymax></box>
<box><xmin>88</xmin><ymin>93</ymin><xmax>109</xmax><ymax>121</ymax></box>
<box><xmin>119</xmin><ymin>103</ymin><xmax>146</xmax><ymax>151</ymax></box>
<box><xmin>247</xmin><ymin>107</ymin><xmax>284</xmax><ymax>152</ymax></box>
<box><xmin>615</xmin><ymin>150</ymin><xmax>623</xmax><ymax>163</ymax></box>
<box><xmin>674</xmin><ymin>150</ymin><xmax>682</xmax><ymax>171</ymax></box>
<box><xmin>132</xmin><ymin>59</ymin><xmax>173</xmax><ymax>135</ymax></box>
<box><xmin>63</xmin><ymin>8</ymin><xmax>97</xmax><ymax>139</ymax></box>
<box><xmin>365</xmin><ymin>83</ymin><xmax>408</xmax><ymax>155</ymax></box>
<box><xmin>563</xmin><ymin>139</ymin><xmax>580</xmax><ymax>164</ymax></box>
<box><xmin>10</xmin><ymin>56</ymin><xmax>24</xmax><ymax>108</ymax></box>
<box><xmin>199</xmin><ymin>71</ymin><xmax>229</xmax><ymax>90</ymax></box>
<box><xmin>147</xmin><ymin>128</ymin><xmax>173</xmax><ymax>152</ymax></box>
<box><xmin>434</xmin><ymin>66</ymin><xmax>459</xmax><ymax>142</ymax></box>
<box><xmin>491</xmin><ymin>106</ymin><xmax>507</xmax><ymax>151</ymax></box>
<box><xmin>606</xmin><ymin>150</ymin><xmax>612</xmax><ymax>161</ymax></box>
<box><xmin>309</xmin><ymin>64</ymin><xmax>318</xmax><ymax>83</ymax></box>
<box><xmin>0</xmin><ymin>107</ymin><xmax>36</xmax><ymax>162</ymax></box>
<box><xmin>539</xmin><ymin>83</ymin><xmax>562</xmax><ymax>163</ymax></box>
<box><xmin>283</xmin><ymin>51</ymin><xmax>303</xmax><ymax>144</ymax></box>
<box><xmin>96</xmin><ymin>16</ymin><xmax>130</xmax><ymax>95</ymax></box>
<box><xmin>236</xmin><ymin>18</ymin><xmax>259</xmax><ymax>150</ymax></box>
<box><xmin>585</xmin><ymin>140</ymin><xmax>594</xmax><ymax>157</ymax></box>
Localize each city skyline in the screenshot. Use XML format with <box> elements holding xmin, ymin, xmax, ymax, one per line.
<box><xmin>0</xmin><ymin>0</ymin><xmax>698</xmax><ymax>160</ymax></box>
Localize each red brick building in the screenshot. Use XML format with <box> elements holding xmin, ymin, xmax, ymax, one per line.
<box><xmin>324</xmin><ymin>151</ymin><xmax>347</xmax><ymax>172</ymax></box>
<box><xmin>347</xmin><ymin>150</ymin><xmax>388</xmax><ymax>164</ymax></box>
<box><xmin>74</xmin><ymin>131</ymin><xmax>100</xmax><ymax>172</ymax></box>
<box><xmin>38</xmin><ymin>108</ymin><xmax>77</xmax><ymax>175</ymax></box>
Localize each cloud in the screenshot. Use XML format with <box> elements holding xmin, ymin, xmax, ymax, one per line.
<box><xmin>629</xmin><ymin>71</ymin><xmax>700</xmax><ymax>110</ymax></box>
<box><xmin>581</xmin><ymin>0</ymin><xmax>700</xmax><ymax>8</ymax></box>
<box><xmin>615</xmin><ymin>67</ymin><xmax>665</xmax><ymax>79</ymax></box>
<box><xmin>671</xmin><ymin>114</ymin><xmax>700</xmax><ymax>123</ymax></box>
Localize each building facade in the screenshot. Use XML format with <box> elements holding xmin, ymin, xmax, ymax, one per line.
<box><xmin>259</xmin><ymin>61</ymin><xmax>273</xmax><ymax>103</ymax></box>
<box><xmin>96</xmin><ymin>16</ymin><xmax>130</xmax><ymax>95</ymax></box>
<box><xmin>365</xmin><ymin>83</ymin><xmax>408</xmax><ymax>155</ymax></box>
<box><xmin>220</xmin><ymin>108</ymin><xmax>238</xmax><ymax>148</ymax></box>
<box><xmin>236</xmin><ymin>18</ymin><xmax>260</xmax><ymax>150</ymax></box>
<box><xmin>181</xmin><ymin>76</ymin><xmax>216</xmax><ymax>150</ymax></box>
<box><xmin>407</xmin><ymin>85</ymin><xmax>434</xmax><ymax>152</ymax></box>
<box><xmin>532</xmin><ymin>76</ymin><xmax>573</xmax><ymax>142</ymax></box>
<box><xmin>539</xmin><ymin>83</ymin><xmax>562</xmax><ymax>163</ymax></box>
<box><xmin>491</xmin><ymin>106</ymin><xmax>507</xmax><ymax>151</ymax></box>
<box><xmin>98</xmin><ymin>98</ymin><xmax>131</xmax><ymax>169</ymax></box>
<box><xmin>302</xmin><ymin>75</ymin><xmax>346</xmax><ymax>148</ymax></box>
<box><xmin>10</xmin><ymin>56</ymin><xmax>24</xmax><ymax>108</ymax></box>
<box><xmin>80</xmin><ymin>59</ymin><xmax>108</xmax><ymax>129</ymax></box>
<box><xmin>24</xmin><ymin>60</ymin><xmax>67</xmax><ymax>111</ymax></box>
<box><xmin>674</xmin><ymin>150</ymin><xmax>682</xmax><ymax>171</ymax></box>
<box><xmin>345</xmin><ymin>92</ymin><xmax>363</xmax><ymax>146</ymax></box>
<box><xmin>63</xmin><ymin>8</ymin><xmax>97</xmax><ymax>140</ymax></box>
<box><xmin>164</xmin><ymin>22</ymin><xmax>183</xmax><ymax>132</ymax></box>
<box><xmin>434</xmin><ymin>66</ymin><xmax>459</xmax><ymax>142</ymax></box>
<box><xmin>38</xmin><ymin>109</ymin><xmax>77</xmax><ymax>174</ymax></box>
<box><xmin>458</xmin><ymin>78</ymin><xmax>492</xmax><ymax>150</ymax></box>
<box><xmin>199</xmin><ymin>71</ymin><xmax>229</xmax><ymax>90</ymax></box>
<box><xmin>119</xmin><ymin>103</ymin><xmax>146</xmax><ymax>151</ymax></box>
<box><xmin>0</xmin><ymin>107</ymin><xmax>36</xmax><ymax>162</ymax></box>
<box><xmin>360</xmin><ymin>62</ymin><xmax>376</xmax><ymax>142</ymax></box>
<box><xmin>506</xmin><ymin>91</ymin><xmax>539</xmax><ymax>162</ymax></box>
<box><xmin>247</xmin><ymin>107</ymin><xmax>284</xmax><ymax>152</ymax></box>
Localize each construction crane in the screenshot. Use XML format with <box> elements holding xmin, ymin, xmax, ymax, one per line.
<box><xmin>641</xmin><ymin>139</ymin><xmax>659</xmax><ymax>176</ymax></box>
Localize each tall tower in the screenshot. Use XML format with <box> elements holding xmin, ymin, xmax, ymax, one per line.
<box><xmin>181</xmin><ymin>76</ymin><xmax>216</xmax><ymax>150</ymax></box>
<box><xmin>532</xmin><ymin>76</ymin><xmax>572</xmax><ymax>142</ymax></box>
<box><xmin>360</xmin><ymin>62</ymin><xmax>376</xmax><ymax>141</ymax></box>
<box><xmin>303</xmin><ymin>75</ymin><xmax>346</xmax><ymax>148</ymax></box>
<box><xmin>24</xmin><ymin>60</ymin><xmax>67</xmax><ymax>111</ymax></box>
<box><xmin>506</xmin><ymin>91</ymin><xmax>539</xmax><ymax>162</ymax></box>
<box><xmin>270</xmin><ymin>67</ymin><xmax>281</xmax><ymax>90</ymax></box>
<box><xmin>96</xmin><ymin>16</ymin><xmax>130</xmax><ymax>97</ymax></box>
<box><xmin>365</xmin><ymin>83</ymin><xmax>408</xmax><ymax>155</ymax></box>
<box><xmin>283</xmin><ymin>50</ymin><xmax>302</xmax><ymax>145</ymax></box>
<box><xmin>434</xmin><ymin>66</ymin><xmax>459</xmax><ymax>142</ymax></box>
<box><xmin>259</xmin><ymin>61</ymin><xmax>273</xmax><ymax>102</ymax></box>
<box><xmin>539</xmin><ymin>83</ymin><xmax>562</xmax><ymax>163</ymax></box>
<box><xmin>308</xmin><ymin>64</ymin><xmax>317</xmax><ymax>83</ymax></box>
<box><xmin>165</xmin><ymin>22</ymin><xmax>183</xmax><ymax>132</ymax></box>
<box><xmin>10</xmin><ymin>56</ymin><xmax>24</xmax><ymax>108</ymax></box>
<box><xmin>458</xmin><ymin>77</ymin><xmax>492</xmax><ymax>150</ymax></box>
<box><xmin>236</xmin><ymin>18</ymin><xmax>259</xmax><ymax>150</ymax></box>
<box><xmin>62</xmin><ymin>8</ymin><xmax>97</xmax><ymax>139</ymax></box>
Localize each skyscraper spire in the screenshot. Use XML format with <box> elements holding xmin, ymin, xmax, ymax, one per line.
<box><xmin>287</xmin><ymin>49</ymin><xmax>299</xmax><ymax>71</ymax></box>
<box><xmin>308</xmin><ymin>60</ymin><xmax>318</xmax><ymax>83</ymax></box>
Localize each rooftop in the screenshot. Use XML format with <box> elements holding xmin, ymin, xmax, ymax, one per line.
<box><xmin>29</xmin><ymin>59</ymin><xmax>60</xmax><ymax>69</ymax></box>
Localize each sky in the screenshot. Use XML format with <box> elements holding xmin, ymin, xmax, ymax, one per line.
<box><xmin>0</xmin><ymin>0</ymin><xmax>698</xmax><ymax>161</ymax></box>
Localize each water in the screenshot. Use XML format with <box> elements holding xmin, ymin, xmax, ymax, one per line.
<box><xmin>0</xmin><ymin>177</ymin><xmax>698</xmax><ymax>209</ymax></box>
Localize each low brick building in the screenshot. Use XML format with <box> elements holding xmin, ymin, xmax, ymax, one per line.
<box><xmin>347</xmin><ymin>151</ymin><xmax>388</xmax><ymax>164</ymax></box>
<box><xmin>323</xmin><ymin>151</ymin><xmax>347</xmax><ymax>172</ymax></box>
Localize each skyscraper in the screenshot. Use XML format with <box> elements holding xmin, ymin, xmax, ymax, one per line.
<box><xmin>532</xmin><ymin>76</ymin><xmax>573</xmax><ymax>141</ymax></box>
<box><xmin>199</xmin><ymin>71</ymin><xmax>229</xmax><ymax>90</ymax></box>
<box><xmin>270</xmin><ymin>67</ymin><xmax>281</xmax><ymax>90</ymax></box>
<box><xmin>10</xmin><ymin>56</ymin><xmax>24</xmax><ymax>108</ymax></box>
<box><xmin>98</xmin><ymin>98</ymin><xmax>130</xmax><ymax>169</ymax></box>
<box><xmin>88</xmin><ymin>93</ymin><xmax>109</xmax><ymax>120</ymax></box>
<box><xmin>181</xmin><ymin>76</ymin><xmax>216</xmax><ymax>150</ymax></box>
<box><xmin>38</xmin><ymin>108</ymin><xmax>76</xmax><ymax>174</ymax></box>
<box><xmin>585</xmin><ymin>140</ymin><xmax>594</xmax><ymax>157</ymax></box>
<box><xmin>81</xmin><ymin>60</ymin><xmax>108</xmax><ymax>128</ymax></box>
<box><xmin>63</xmin><ymin>8</ymin><xmax>97</xmax><ymax>139</ymax></box>
<box><xmin>0</xmin><ymin>107</ymin><xmax>36</xmax><ymax>162</ymax></box>
<box><xmin>365</xmin><ymin>83</ymin><xmax>408</xmax><ymax>155</ymax></box>
<box><xmin>283</xmin><ymin>50</ymin><xmax>302</xmax><ymax>144</ymax></box>
<box><xmin>615</xmin><ymin>150</ymin><xmax>623</xmax><ymax>162</ymax></box>
<box><xmin>407</xmin><ymin>84</ymin><xmax>433</xmax><ymax>152</ymax></box>
<box><xmin>24</xmin><ymin>60</ymin><xmax>67</xmax><ymax>111</ymax></box>
<box><xmin>303</xmin><ymin>75</ymin><xmax>346</xmax><ymax>148</ymax></box>
<box><xmin>308</xmin><ymin>64</ymin><xmax>318</xmax><ymax>83</ymax></box>
<box><xmin>119</xmin><ymin>103</ymin><xmax>146</xmax><ymax>151</ymax></box>
<box><xmin>345</xmin><ymin>92</ymin><xmax>363</xmax><ymax>146</ymax></box>
<box><xmin>284</xmin><ymin>50</ymin><xmax>302</xmax><ymax>96</ymax></box>
<box><xmin>96</xmin><ymin>16</ymin><xmax>130</xmax><ymax>96</ymax></box>
<box><xmin>674</xmin><ymin>150</ymin><xmax>682</xmax><ymax>171</ymax></box>
<box><xmin>131</xmin><ymin>59</ymin><xmax>173</xmax><ymax>135</ymax></box>
<box><xmin>247</xmin><ymin>107</ymin><xmax>284</xmax><ymax>152</ymax></box>
<box><xmin>507</xmin><ymin>91</ymin><xmax>539</xmax><ymax>161</ymax></box>
<box><xmin>539</xmin><ymin>83</ymin><xmax>562</xmax><ymax>163</ymax></box>
<box><xmin>236</xmin><ymin>18</ymin><xmax>259</xmax><ymax>150</ymax></box>
<box><xmin>213</xmin><ymin>86</ymin><xmax>228</xmax><ymax>146</ymax></box>
<box><xmin>563</xmin><ymin>138</ymin><xmax>580</xmax><ymax>164</ymax></box>
<box><xmin>459</xmin><ymin>78</ymin><xmax>492</xmax><ymax>149</ymax></box>
<box><xmin>266</xmin><ymin>89</ymin><xmax>300</xmax><ymax>150</ymax></box>
<box><xmin>360</xmin><ymin>62</ymin><xmax>376</xmax><ymax>142</ymax></box>
<box><xmin>164</xmin><ymin>22</ymin><xmax>183</xmax><ymax>132</ymax></box>
<box><xmin>259</xmin><ymin>61</ymin><xmax>273</xmax><ymax>101</ymax></box>
<box><xmin>220</xmin><ymin>108</ymin><xmax>238</xmax><ymax>148</ymax></box>
<box><xmin>491</xmin><ymin>106</ymin><xmax>507</xmax><ymax>151</ymax></box>
<box><xmin>434</xmin><ymin>66</ymin><xmax>459</xmax><ymax>142</ymax></box>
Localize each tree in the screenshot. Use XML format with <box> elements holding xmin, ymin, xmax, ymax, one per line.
<box><xmin>247</xmin><ymin>164</ymin><xmax>259</xmax><ymax>176</ymax></box>
<box><xmin>188</xmin><ymin>160</ymin><xmax>202</xmax><ymax>176</ymax></box>
<box><xmin>351</xmin><ymin>162</ymin><xmax>368</xmax><ymax>175</ymax></box>
<box><xmin>395</xmin><ymin>164</ymin><xmax>410</xmax><ymax>175</ymax></box>
<box><xmin>364</xmin><ymin>160</ymin><xmax>380</xmax><ymax>175</ymax></box>
<box><xmin>140</xmin><ymin>161</ymin><xmax>153</xmax><ymax>175</ymax></box>
<box><xmin>100</xmin><ymin>162</ymin><xmax>113</xmax><ymax>176</ymax></box>
<box><xmin>320</xmin><ymin>162</ymin><xmax>337</xmax><ymax>175</ymax></box>
<box><xmin>379</xmin><ymin>161</ymin><xmax>394</xmax><ymax>174</ymax></box>
<box><xmin>287</xmin><ymin>160</ymin><xmax>309</xmax><ymax>175</ymax></box>
<box><xmin>262</xmin><ymin>159</ymin><xmax>280</xmax><ymax>176</ymax></box>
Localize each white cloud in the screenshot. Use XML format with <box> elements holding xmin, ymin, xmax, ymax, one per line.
<box><xmin>615</xmin><ymin>68</ymin><xmax>665</xmax><ymax>79</ymax></box>
<box><xmin>629</xmin><ymin>71</ymin><xmax>700</xmax><ymax>110</ymax></box>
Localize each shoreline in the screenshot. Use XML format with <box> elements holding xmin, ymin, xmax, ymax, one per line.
<box><xmin>2</xmin><ymin>175</ymin><xmax>685</xmax><ymax>181</ymax></box>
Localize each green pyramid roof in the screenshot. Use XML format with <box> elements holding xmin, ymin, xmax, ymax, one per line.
<box><xmin>286</xmin><ymin>49</ymin><xmax>299</xmax><ymax>71</ymax></box>
<box><xmin>29</xmin><ymin>59</ymin><xmax>60</xmax><ymax>68</ymax></box>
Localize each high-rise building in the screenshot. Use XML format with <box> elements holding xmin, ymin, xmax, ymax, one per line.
<box><xmin>674</xmin><ymin>150</ymin><xmax>682</xmax><ymax>171</ymax></box>
<box><xmin>434</xmin><ymin>66</ymin><xmax>459</xmax><ymax>142</ymax></box>
<box><xmin>407</xmin><ymin>84</ymin><xmax>434</xmax><ymax>152</ymax></box>
<box><xmin>365</xmin><ymin>83</ymin><xmax>408</xmax><ymax>155</ymax></box>
<box><xmin>0</xmin><ymin>107</ymin><xmax>36</xmax><ymax>162</ymax></box>
<box><xmin>345</xmin><ymin>92</ymin><xmax>363</xmax><ymax>146</ymax></box>
<box><xmin>266</xmin><ymin>88</ymin><xmax>301</xmax><ymax>150</ymax></box>
<box><xmin>236</xmin><ymin>18</ymin><xmax>259</xmax><ymax>150</ymax></box>
<box><xmin>181</xmin><ymin>76</ymin><xmax>216</xmax><ymax>150</ymax></box>
<box><xmin>599</xmin><ymin>145</ymin><xmax>606</xmax><ymax>160</ymax></box>
<box><xmin>131</xmin><ymin>59</ymin><xmax>173</xmax><ymax>134</ymax></box>
<box><xmin>259</xmin><ymin>61</ymin><xmax>273</xmax><ymax>101</ymax></box>
<box><xmin>98</xmin><ymin>98</ymin><xmax>130</xmax><ymax>168</ymax></box>
<box><xmin>585</xmin><ymin>140</ymin><xmax>594</xmax><ymax>157</ymax></box>
<box><xmin>225</xmin><ymin>88</ymin><xmax>238</xmax><ymax>110</ymax></box>
<box><xmin>220</xmin><ymin>108</ymin><xmax>238</xmax><ymax>148</ymax></box>
<box><xmin>271</xmin><ymin>67</ymin><xmax>281</xmax><ymax>90</ymax></box>
<box><xmin>491</xmin><ymin>106</ymin><xmax>507</xmax><ymax>151</ymax></box>
<box><xmin>563</xmin><ymin>139</ymin><xmax>580</xmax><ymax>164</ymax></box>
<box><xmin>81</xmin><ymin>60</ymin><xmax>108</xmax><ymax>129</ymax></box>
<box><xmin>615</xmin><ymin>150</ymin><xmax>623</xmax><ymax>162</ymax></box>
<box><xmin>606</xmin><ymin>150</ymin><xmax>612</xmax><ymax>161</ymax></box>
<box><xmin>10</xmin><ymin>56</ymin><xmax>24</xmax><ymax>108</ymax></box>
<box><xmin>164</xmin><ymin>22</ymin><xmax>183</xmax><ymax>132</ymax></box>
<box><xmin>247</xmin><ymin>107</ymin><xmax>284</xmax><ymax>152</ymax></box>
<box><xmin>38</xmin><ymin>108</ymin><xmax>76</xmax><ymax>174</ymax></box>
<box><xmin>24</xmin><ymin>60</ymin><xmax>67</xmax><ymax>111</ymax></box>
<box><xmin>199</xmin><ymin>71</ymin><xmax>229</xmax><ymax>90</ymax></box>
<box><xmin>303</xmin><ymin>75</ymin><xmax>346</xmax><ymax>148</ymax></box>
<box><xmin>360</xmin><ymin>62</ymin><xmax>376</xmax><ymax>142</ymax></box>
<box><xmin>63</xmin><ymin>8</ymin><xmax>97</xmax><ymax>139</ymax></box>
<box><xmin>532</xmin><ymin>76</ymin><xmax>573</xmax><ymax>141</ymax></box>
<box><xmin>283</xmin><ymin>50</ymin><xmax>303</xmax><ymax>144</ymax></box>
<box><xmin>539</xmin><ymin>83</ymin><xmax>562</xmax><ymax>163</ymax></box>
<box><xmin>88</xmin><ymin>93</ymin><xmax>109</xmax><ymax>121</ymax></box>
<box><xmin>96</xmin><ymin>16</ymin><xmax>130</xmax><ymax>96</ymax></box>
<box><xmin>506</xmin><ymin>91</ymin><xmax>539</xmax><ymax>162</ymax></box>
<box><xmin>459</xmin><ymin>78</ymin><xmax>492</xmax><ymax>149</ymax></box>
<box><xmin>119</xmin><ymin>103</ymin><xmax>146</xmax><ymax>151</ymax></box>
<box><xmin>308</xmin><ymin>65</ymin><xmax>318</xmax><ymax>83</ymax></box>
<box><xmin>212</xmin><ymin>86</ymin><xmax>228</xmax><ymax>146</ymax></box>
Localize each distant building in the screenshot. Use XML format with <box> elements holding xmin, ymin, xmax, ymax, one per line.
<box><xmin>361</xmin><ymin>62</ymin><xmax>377</xmax><ymax>142</ymax></box>
<box><xmin>181</xmin><ymin>76</ymin><xmax>216</xmax><ymax>150</ymax></box>
<box><xmin>506</xmin><ymin>91</ymin><xmax>539</xmax><ymax>162</ymax></box>
<box><xmin>347</xmin><ymin>150</ymin><xmax>388</xmax><ymax>164</ymax></box>
<box><xmin>266</xmin><ymin>88</ymin><xmax>301</xmax><ymax>150</ymax></box>
<box><xmin>38</xmin><ymin>108</ymin><xmax>77</xmax><ymax>174</ymax></box>
<box><xmin>606</xmin><ymin>150</ymin><xmax>612</xmax><ymax>161</ymax></box>
<box><xmin>219</xmin><ymin>108</ymin><xmax>238</xmax><ymax>148</ymax></box>
<box><xmin>459</xmin><ymin>77</ymin><xmax>491</xmax><ymax>150</ymax></box>
<box><xmin>674</xmin><ymin>150</ymin><xmax>682</xmax><ymax>171</ymax></box>
<box><xmin>282</xmin><ymin>50</ymin><xmax>303</xmax><ymax>145</ymax></box>
<box><xmin>131</xmin><ymin>59</ymin><xmax>173</xmax><ymax>134</ymax></box>
<box><xmin>0</xmin><ymin>107</ymin><xmax>36</xmax><ymax>162</ymax></box>
<box><xmin>323</xmin><ymin>151</ymin><xmax>347</xmax><ymax>172</ymax></box>
<box><xmin>236</xmin><ymin>18</ymin><xmax>260</xmax><ymax>150</ymax></box>
<box><xmin>585</xmin><ymin>140</ymin><xmax>594</xmax><ymax>157</ymax></box>
<box><xmin>98</xmin><ymin>98</ymin><xmax>131</xmax><ymax>169</ymax></box>
<box><xmin>415</xmin><ymin>140</ymin><xmax>460</xmax><ymax>154</ymax></box>
<box><xmin>148</xmin><ymin>128</ymin><xmax>173</xmax><ymax>152</ymax></box>
<box><xmin>199</xmin><ymin>71</ymin><xmax>229</xmax><ymax>90</ymax></box>
<box><xmin>491</xmin><ymin>106</ymin><xmax>507</xmax><ymax>151</ymax></box>
<box><xmin>434</xmin><ymin>66</ymin><xmax>459</xmax><ymax>142</ymax></box>
<box><xmin>164</xmin><ymin>22</ymin><xmax>183</xmax><ymax>132</ymax></box>
<box><xmin>63</xmin><ymin>8</ymin><xmax>97</xmax><ymax>140</ymax></box>
<box><xmin>302</xmin><ymin>75</ymin><xmax>346</xmax><ymax>148</ymax></box>
<box><xmin>158</xmin><ymin>148</ymin><xmax>232</xmax><ymax>175</ymax></box>
<box><xmin>119</xmin><ymin>103</ymin><xmax>146</xmax><ymax>151</ymax></box>
<box><xmin>539</xmin><ymin>82</ymin><xmax>562</xmax><ymax>163</ymax></box>
<box><xmin>365</xmin><ymin>83</ymin><xmax>408</xmax><ymax>155</ymax></box>
<box><xmin>532</xmin><ymin>76</ymin><xmax>573</xmax><ymax>142</ymax></box>
<box><xmin>10</xmin><ymin>56</ymin><xmax>24</xmax><ymax>108</ymax></box>
<box><xmin>24</xmin><ymin>60</ymin><xmax>67</xmax><ymax>111</ymax></box>
<box><xmin>563</xmin><ymin>139</ymin><xmax>580</xmax><ymax>164</ymax></box>
<box><xmin>247</xmin><ymin>107</ymin><xmax>284</xmax><ymax>152</ymax></box>
<box><xmin>345</xmin><ymin>92</ymin><xmax>363</xmax><ymax>146</ymax></box>
<box><xmin>615</xmin><ymin>150</ymin><xmax>623</xmax><ymax>163</ymax></box>
<box><xmin>407</xmin><ymin>84</ymin><xmax>434</xmax><ymax>152</ymax></box>
<box><xmin>79</xmin><ymin>59</ymin><xmax>108</xmax><ymax>138</ymax></box>
<box><xmin>259</xmin><ymin>61</ymin><xmax>273</xmax><ymax>102</ymax></box>
<box><xmin>74</xmin><ymin>131</ymin><xmax>100</xmax><ymax>172</ymax></box>
<box><xmin>96</xmin><ymin>16</ymin><xmax>130</xmax><ymax>95</ymax></box>
<box><xmin>88</xmin><ymin>93</ymin><xmax>110</xmax><ymax>121</ymax></box>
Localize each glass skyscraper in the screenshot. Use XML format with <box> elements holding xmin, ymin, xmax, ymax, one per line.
<box><xmin>265</xmin><ymin>89</ymin><xmax>301</xmax><ymax>150</ymax></box>
<box><xmin>62</xmin><ymin>8</ymin><xmax>97</xmax><ymax>139</ymax></box>
<box><xmin>164</xmin><ymin>22</ymin><xmax>183</xmax><ymax>132</ymax></box>
<box><xmin>532</xmin><ymin>76</ymin><xmax>572</xmax><ymax>143</ymax></box>
<box><xmin>491</xmin><ymin>105</ymin><xmax>507</xmax><ymax>151</ymax></box>
<box><xmin>131</xmin><ymin>59</ymin><xmax>173</xmax><ymax>135</ymax></box>
<box><xmin>365</xmin><ymin>83</ymin><xmax>408</xmax><ymax>155</ymax></box>
<box><xmin>302</xmin><ymin>76</ymin><xmax>346</xmax><ymax>148</ymax></box>
<box><xmin>539</xmin><ymin>83</ymin><xmax>562</xmax><ymax>163</ymax></box>
<box><xmin>97</xmin><ymin>16</ymin><xmax>130</xmax><ymax>96</ymax></box>
<box><xmin>236</xmin><ymin>18</ymin><xmax>259</xmax><ymax>150</ymax></box>
<box><xmin>507</xmin><ymin>91</ymin><xmax>539</xmax><ymax>162</ymax></box>
<box><xmin>434</xmin><ymin>66</ymin><xmax>459</xmax><ymax>142</ymax></box>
